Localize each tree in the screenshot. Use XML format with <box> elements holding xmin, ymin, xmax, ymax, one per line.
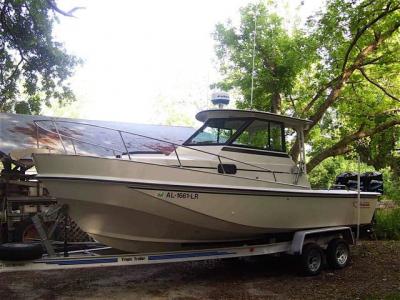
<box><xmin>213</xmin><ymin>3</ymin><xmax>315</xmax><ymax>113</ymax></box>
<box><xmin>0</xmin><ymin>0</ymin><xmax>82</xmax><ymax>114</ymax></box>
<box><xmin>213</xmin><ymin>0</ymin><xmax>400</xmax><ymax>178</ymax></box>
<box><xmin>297</xmin><ymin>0</ymin><xmax>400</xmax><ymax>172</ymax></box>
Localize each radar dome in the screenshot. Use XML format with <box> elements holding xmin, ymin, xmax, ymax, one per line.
<box><xmin>211</xmin><ymin>92</ymin><xmax>230</xmax><ymax>109</ymax></box>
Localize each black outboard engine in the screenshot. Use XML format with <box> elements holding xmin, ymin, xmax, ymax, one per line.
<box><xmin>333</xmin><ymin>172</ymin><xmax>358</xmax><ymax>190</ymax></box>
<box><xmin>332</xmin><ymin>171</ymin><xmax>383</xmax><ymax>194</ymax></box>
<box><xmin>361</xmin><ymin>172</ymin><xmax>383</xmax><ymax>193</ymax></box>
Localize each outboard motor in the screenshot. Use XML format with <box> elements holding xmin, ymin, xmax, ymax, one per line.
<box><xmin>362</xmin><ymin>172</ymin><xmax>383</xmax><ymax>193</ymax></box>
<box><xmin>332</xmin><ymin>171</ymin><xmax>383</xmax><ymax>194</ymax></box>
<box><xmin>333</xmin><ymin>172</ymin><xmax>358</xmax><ymax>190</ymax></box>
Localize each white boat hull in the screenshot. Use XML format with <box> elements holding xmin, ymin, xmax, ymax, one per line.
<box><xmin>34</xmin><ymin>154</ymin><xmax>378</xmax><ymax>253</ymax></box>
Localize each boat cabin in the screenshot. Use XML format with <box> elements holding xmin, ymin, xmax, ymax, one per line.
<box><xmin>183</xmin><ymin>109</ymin><xmax>310</xmax><ymax>160</ymax></box>
<box><xmin>178</xmin><ymin>109</ymin><xmax>312</xmax><ymax>187</ymax></box>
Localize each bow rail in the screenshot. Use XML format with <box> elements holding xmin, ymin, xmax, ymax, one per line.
<box><xmin>33</xmin><ymin>119</ymin><xmax>304</xmax><ymax>187</ymax></box>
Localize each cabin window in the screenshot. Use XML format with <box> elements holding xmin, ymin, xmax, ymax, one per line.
<box><xmin>186</xmin><ymin>119</ymin><xmax>247</xmax><ymax>145</ymax></box>
<box><xmin>232</xmin><ymin>120</ymin><xmax>285</xmax><ymax>152</ymax></box>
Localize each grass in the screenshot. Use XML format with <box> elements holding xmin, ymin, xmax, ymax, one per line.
<box><xmin>374</xmin><ymin>208</ymin><xmax>400</xmax><ymax>240</ymax></box>
<box><xmin>366</xmin><ymin>292</ymin><xmax>400</xmax><ymax>300</ymax></box>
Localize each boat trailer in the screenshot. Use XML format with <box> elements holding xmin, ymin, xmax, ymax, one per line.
<box><xmin>0</xmin><ymin>226</ymin><xmax>354</xmax><ymax>276</ymax></box>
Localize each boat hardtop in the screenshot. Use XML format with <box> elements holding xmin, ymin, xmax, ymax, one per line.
<box><xmin>196</xmin><ymin>109</ymin><xmax>313</xmax><ymax>129</ymax></box>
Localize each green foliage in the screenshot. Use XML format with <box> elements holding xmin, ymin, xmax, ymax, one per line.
<box><xmin>213</xmin><ymin>0</ymin><xmax>400</xmax><ymax>182</ymax></box>
<box><xmin>213</xmin><ymin>2</ymin><xmax>314</xmax><ymax>112</ymax></box>
<box><xmin>308</xmin><ymin>158</ymin><xmax>400</xmax><ymax>202</ymax></box>
<box><xmin>380</xmin><ymin>167</ymin><xmax>400</xmax><ymax>202</ymax></box>
<box><xmin>308</xmin><ymin>156</ymin><xmax>374</xmax><ymax>188</ymax></box>
<box><xmin>0</xmin><ymin>0</ymin><xmax>82</xmax><ymax>114</ymax></box>
<box><xmin>14</xmin><ymin>94</ymin><xmax>41</xmax><ymax>114</ymax></box>
<box><xmin>374</xmin><ymin>208</ymin><xmax>400</xmax><ymax>240</ymax></box>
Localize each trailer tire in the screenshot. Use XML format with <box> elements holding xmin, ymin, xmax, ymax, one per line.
<box><xmin>0</xmin><ymin>243</ymin><xmax>43</xmax><ymax>261</ymax></box>
<box><xmin>13</xmin><ymin>219</ymin><xmax>39</xmax><ymax>242</ymax></box>
<box><xmin>13</xmin><ymin>219</ymin><xmax>62</xmax><ymax>243</ymax></box>
<box><xmin>300</xmin><ymin>243</ymin><xmax>324</xmax><ymax>276</ymax></box>
<box><xmin>326</xmin><ymin>238</ymin><xmax>350</xmax><ymax>269</ymax></box>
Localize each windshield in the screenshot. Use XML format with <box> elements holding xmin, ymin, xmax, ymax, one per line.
<box><xmin>185</xmin><ymin>119</ymin><xmax>247</xmax><ymax>145</ymax></box>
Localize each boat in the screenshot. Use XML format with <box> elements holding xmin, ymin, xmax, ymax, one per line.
<box><xmin>31</xmin><ymin>107</ymin><xmax>379</xmax><ymax>253</ymax></box>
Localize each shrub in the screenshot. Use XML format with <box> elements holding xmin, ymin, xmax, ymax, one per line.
<box><xmin>374</xmin><ymin>208</ymin><xmax>400</xmax><ymax>240</ymax></box>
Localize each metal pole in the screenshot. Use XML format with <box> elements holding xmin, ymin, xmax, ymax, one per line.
<box><xmin>174</xmin><ymin>147</ymin><xmax>182</xmax><ymax>167</ymax></box>
<box><xmin>119</xmin><ymin>131</ymin><xmax>131</xmax><ymax>160</ymax></box>
<box><xmin>71</xmin><ymin>139</ymin><xmax>76</xmax><ymax>155</ymax></box>
<box><xmin>35</xmin><ymin>123</ymin><xmax>40</xmax><ymax>149</ymax></box>
<box><xmin>217</xmin><ymin>156</ymin><xmax>225</xmax><ymax>174</ymax></box>
<box><xmin>301</xmin><ymin>129</ymin><xmax>307</xmax><ymax>174</ymax></box>
<box><xmin>64</xmin><ymin>212</ymin><xmax>69</xmax><ymax>257</ymax></box>
<box><xmin>250</xmin><ymin>8</ymin><xmax>257</xmax><ymax>109</ymax></box>
<box><xmin>31</xmin><ymin>214</ymin><xmax>56</xmax><ymax>257</ymax></box>
<box><xmin>53</xmin><ymin>120</ymin><xmax>67</xmax><ymax>153</ymax></box>
<box><xmin>356</xmin><ymin>155</ymin><xmax>361</xmax><ymax>244</ymax></box>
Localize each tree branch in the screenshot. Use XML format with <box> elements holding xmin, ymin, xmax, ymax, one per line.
<box><xmin>307</xmin><ymin>118</ymin><xmax>400</xmax><ymax>172</ymax></box>
<box><xmin>341</xmin><ymin>2</ymin><xmax>400</xmax><ymax>72</ymax></box>
<box><xmin>361</xmin><ymin>55</ymin><xmax>385</xmax><ymax>66</ymax></box>
<box><xmin>306</xmin><ymin>19</ymin><xmax>400</xmax><ymax>135</ymax></box>
<box><xmin>289</xmin><ymin>94</ymin><xmax>298</xmax><ymax>116</ymax></box>
<box><xmin>291</xmin><ymin>19</ymin><xmax>400</xmax><ymax>162</ymax></box>
<box><xmin>3</xmin><ymin>57</ymin><xmax>23</xmax><ymax>85</ymax></box>
<box><xmin>376</xmin><ymin>108</ymin><xmax>400</xmax><ymax>115</ymax></box>
<box><xmin>359</xmin><ymin>67</ymin><xmax>400</xmax><ymax>102</ymax></box>
<box><xmin>46</xmin><ymin>0</ymin><xmax>85</xmax><ymax>17</ymax></box>
<box><xmin>359</xmin><ymin>0</ymin><xmax>377</xmax><ymax>10</ymax></box>
<box><xmin>300</xmin><ymin>76</ymin><xmax>340</xmax><ymax>117</ymax></box>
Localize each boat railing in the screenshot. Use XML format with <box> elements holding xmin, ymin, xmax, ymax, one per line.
<box><xmin>32</xmin><ymin>119</ymin><xmax>298</xmax><ymax>185</ymax></box>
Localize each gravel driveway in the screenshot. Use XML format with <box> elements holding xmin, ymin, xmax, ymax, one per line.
<box><xmin>0</xmin><ymin>240</ymin><xmax>399</xmax><ymax>300</ymax></box>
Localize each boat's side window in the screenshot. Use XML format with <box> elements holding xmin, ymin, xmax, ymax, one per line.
<box><xmin>233</xmin><ymin>120</ymin><xmax>269</xmax><ymax>149</ymax></box>
<box><xmin>232</xmin><ymin>120</ymin><xmax>285</xmax><ymax>152</ymax></box>
<box><xmin>270</xmin><ymin>122</ymin><xmax>284</xmax><ymax>152</ymax></box>
<box><xmin>187</xmin><ymin>119</ymin><xmax>247</xmax><ymax>145</ymax></box>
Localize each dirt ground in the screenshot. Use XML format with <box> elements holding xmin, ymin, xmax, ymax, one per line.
<box><xmin>0</xmin><ymin>240</ymin><xmax>399</xmax><ymax>300</ymax></box>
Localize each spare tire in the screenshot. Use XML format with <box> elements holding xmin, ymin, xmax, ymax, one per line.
<box><xmin>0</xmin><ymin>243</ymin><xmax>44</xmax><ymax>261</ymax></box>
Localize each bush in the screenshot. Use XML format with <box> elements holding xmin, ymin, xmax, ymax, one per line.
<box><xmin>308</xmin><ymin>156</ymin><xmax>375</xmax><ymax>189</ymax></box>
<box><xmin>374</xmin><ymin>208</ymin><xmax>400</xmax><ymax>240</ymax></box>
<box><xmin>379</xmin><ymin>168</ymin><xmax>400</xmax><ymax>202</ymax></box>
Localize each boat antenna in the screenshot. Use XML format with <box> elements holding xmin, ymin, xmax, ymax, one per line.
<box><xmin>356</xmin><ymin>155</ymin><xmax>361</xmax><ymax>244</ymax></box>
<box><xmin>250</xmin><ymin>6</ymin><xmax>258</xmax><ymax>110</ymax></box>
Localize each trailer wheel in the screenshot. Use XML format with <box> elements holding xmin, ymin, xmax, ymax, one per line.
<box><xmin>13</xmin><ymin>219</ymin><xmax>61</xmax><ymax>242</ymax></box>
<box><xmin>300</xmin><ymin>243</ymin><xmax>324</xmax><ymax>276</ymax></box>
<box><xmin>13</xmin><ymin>219</ymin><xmax>39</xmax><ymax>242</ymax></box>
<box><xmin>326</xmin><ymin>238</ymin><xmax>350</xmax><ymax>269</ymax></box>
<box><xmin>0</xmin><ymin>243</ymin><xmax>43</xmax><ymax>261</ymax></box>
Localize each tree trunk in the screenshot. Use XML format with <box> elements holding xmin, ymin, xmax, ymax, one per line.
<box><xmin>271</xmin><ymin>92</ymin><xmax>281</xmax><ymax>113</ymax></box>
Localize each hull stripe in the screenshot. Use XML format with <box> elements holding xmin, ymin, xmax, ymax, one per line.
<box><xmin>38</xmin><ymin>176</ymin><xmax>377</xmax><ymax>199</ymax></box>
<box><xmin>41</xmin><ymin>258</ymin><xmax>118</xmax><ymax>265</ymax></box>
<box><xmin>148</xmin><ymin>251</ymin><xmax>235</xmax><ymax>260</ymax></box>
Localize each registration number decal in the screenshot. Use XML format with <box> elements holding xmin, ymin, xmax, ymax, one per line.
<box><xmin>353</xmin><ymin>201</ymin><xmax>371</xmax><ymax>208</ymax></box>
<box><xmin>156</xmin><ymin>191</ymin><xmax>199</xmax><ymax>200</ymax></box>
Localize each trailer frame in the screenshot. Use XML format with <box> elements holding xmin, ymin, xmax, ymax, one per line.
<box><xmin>0</xmin><ymin>226</ymin><xmax>354</xmax><ymax>273</ymax></box>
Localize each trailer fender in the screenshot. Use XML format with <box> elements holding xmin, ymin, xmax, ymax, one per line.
<box><xmin>288</xmin><ymin>227</ymin><xmax>354</xmax><ymax>255</ymax></box>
